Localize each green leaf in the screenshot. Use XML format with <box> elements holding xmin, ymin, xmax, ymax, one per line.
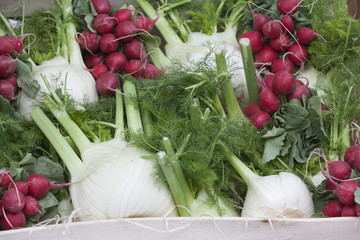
<box><xmin>262</xmin><ymin>131</ymin><xmax>287</xmax><ymax>164</ymax></box>
<box><xmin>0</xmin><ymin>96</ymin><xmax>14</xmax><ymax>114</ymax></box>
<box><xmin>33</xmin><ymin>157</ymin><xmax>65</xmax><ymax>183</ymax></box>
<box><xmin>16</xmin><ymin>60</ymin><xmax>40</xmax><ymax>98</ymax></box>
<box><xmin>18</xmin><ymin>153</ymin><xmax>37</xmax><ymax>165</ymax></box>
<box><xmin>38</xmin><ymin>192</ymin><xmax>59</xmax><ymax>209</ymax></box>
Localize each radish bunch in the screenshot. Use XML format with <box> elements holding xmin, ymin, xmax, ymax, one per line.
<box><xmin>321</xmin><ymin>145</ymin><xmax>360</xmax><ymax>217</ymax></box>
<box><xmin>239</xmin><ymin>0</ymin><xmax>319</xmax><ymax>129</ymax></box>
<box><xmin>80</xmin><ymin>0</ymin><xmax>162</xmax><ymax>96</ymax></box>
<box><xmin>0</xmin><ymin>36</ymin><xmax>25</xmax><ymax>101</ymax></box>
<box><xmin>0</xmin><ymin>171</ymin><xmax>68</xmax><ymax>230</ymax></box>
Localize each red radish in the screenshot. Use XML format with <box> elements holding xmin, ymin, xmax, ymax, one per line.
<box><xmin>8</xmin><ymin>36</ymin><xmax>24</xmax><ymax>53</ymax></box>
<box><xmin>99</xmin><ymin>33</ymin><xmax>119</xmax><ymax>53</ymax></box>
<box><xmin>87</xmin><ymin>64</ymin><xmax>108</xmax><ymax>79</ymax></box>
<box><xmin>22</xmin><ymin>196</ymin><xmax>40</xmax><ymax>216</ymax></box>
<box><xmin>134</xmin><ymin>16</ymin><xmax>158</xmax><ymax>33</ymax></box>
<box><xmin>263</xmin><ymin>72</ymin><xmax>275</xmax><ymax>89</ymax></box>
<box><xmin>115</xmin><ymin>21</ymin><xmax>138</xmax><ymax>42</ymax></box>
<box><xmin>26</xmin><ymin>174</ymin><xmax>71</xmax><ymax>200</ymax></box>
<box><xmin>356</xmin><ymin>204</ymin><xmax>360</xmax><ymax>216</ymax></box>
<box><xmin>286</xmin><ymin>83</ymin><xmax>311</xmax><ymax>103</ymax></box>
<box><xmin>243</xmin><ymin>103</ymin><xmax>262</xmax><ymax>118</ymax></box>
<box><xmin>344</xmin><ymin>145</ymin><xmax>359</xmax><ymax>168</ymax></box>
<box><xmin>254</xmin><ymin>45</ymin><xmax>278</xmax><ymax>68</ymax></box>
<box><xmin>125</xmin><ymin>60</ymin><xmax>144</xmax><ymax>77</ymax></box>
<box><xmin>77</xmin><ymin>29</ymin><xmax>100</xmax><ymax>52</ymax></box>
<box><xmin>280</xmin><ymin>15</ymin><xmax>294</xmax><ymax>33</ymax></box>
<box><xmin>142</xmin><ymin>63</ymin><xmax>162</xmax><ymax>79</ymax></box>
<box><xmin>0</xmin><ymin>80</ymin><xmax>16</xmax><ymax>100</ymax></box>
<box><xmin>91</xmin><ymin>0</ymin><xmax>111</xmax><ymax>14</ymax></box>
<box><xmin>271</xmin><ymin>58</ymin><xmax>294</xmax><ymax>74</ymax></box>
<box><xmin>0</xmin><ymin>171</ymin><xmax>13</xmax><ymax>188</ymax></box>
<box><xmin>270</xmin><ymin>33</ymin><xmax>290</xmax><ymax>51</ymax></box>
<box><xmin>322</xmin><ymin>199</ymin><xmax>343</xmax><ymax>217</ymax></box>
<box><xmin>0</xmin><ymin>202</ymin><xmax>2</xmax><ymax>218</ymax></box>
<box><xmin>0</xmin><ymin>36</ymin><xmax>15</xmax><ymax>55</ymax></box>
<box><xmin>262</xmin><ymin>20</ymin><xmax>282</xmax><ymax>39</ymax></box>
<box><xmin>5</xmin><ymin>74</ymin><xmax>18</xmax><ymax>92</ymax></box>
<box><xmin>277</xmin><ymin>0</ymin><xmax>301</xmax><ymax>15</ymax></box>
<box><xmin>325</xmin><ymin>179</ymin><xmax>337</xmax><ymax>194</ymax></box>
<box><xmin>341</xmin><ymin>205</ymin><xmax>357</xmax><ymax>217</ymax></box>
<box><xmin>258</xmin><ymin>87</ymin><xmax>281</xmax><ymax>114</ymax></box>
<box><xmin>114</xmin><ymin>9</ymin><xmax>132</xmax><ymax>23</ymax></box>
<box><xmin>0</xmin><ymin>211</ymin><xmax>26</xmax><ymax>230</ymax></box>
<box><xmin>336</xmin><ymin>180</ymin><xmax>360</xmax><ymax>205</ymax></box>
<box><xmin>93</xmin><ymin>14</ymin><xmax>116</xmax><ymax>34</ymax></box>
<box><xmin>105</xmin><ymin>52</ymin><xmax>128</xmax><ymax>73</ymax></box>
<box><xmin>84</xmin><ymin>52</ymin><xmax>106</xmax><ymax>69</ymax></box>
<box><xmin>295</xmin><ymin>27</ymin><xmax>320</xmax><ymax>45</ymax></box>
<box><xmin>272</xmin><ymin>70</ymin><xmax>296</xmax><ymax>96</ymax></box>
<box><xmin>2</xmin><ymin>188</ymin><xmax>25</xmax><ymax>213</ymax></box>
<box><xmin>287</xmin><ymin>43</ymin><xmax>308</xmax><ymax>65</ymax></box>
<box><xmin>326</xmin><ymin>161</ymin><xmax>352</xmax><ymax>181</ymax></box>
<box><xmin>123</xmin><ymin>38</ymin><xmax>146</xmax><ymax>60</ymax></box>
<box><xmin>354</xmin><ymin>151</ymin><xmax>360</xmax><ymax>173</ymax></box>
<box><xmin>0</xmin><ymin>55</ymin><xmax>17</xmax><ymax>78</ymax></box>
<box><xmin>251</xmin><ymin>111</ymin><xmax>271</xmax><ymax>129</ymax></box>
<box><xmin>248</xmin><ymin>3</ymin><xmax>272</xmax><ymax>33</ymax></box>
<box><xmin>10</xmin><ymin>181</ymin><xmax>28</xmax><ymax>196</ymax></box>
<box><xmin>239</xmin><ymin>31</ymin><xmax>264</xmax><ymax>53</ymax></box>
<box><xmin>321</xmin><ymin>104</ymin><xmax>329</xmax><ymax>112</ymax></box>
<box><xmin>96</xmin><ymin>72</ymin><xmax>121</xmax><ymax>96</ymax></box>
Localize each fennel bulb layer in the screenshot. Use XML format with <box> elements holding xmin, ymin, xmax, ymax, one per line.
<box><xmin>241</xmin><ymin>172</ymin><xmax>314</xmax><ymax>218</ymax></box>
<box><xmin>69</xmin><ymin>138</ymin><xmax>177</xmax><ymax>221</ymax></box>
<box><xmin>18</xmin><ymin>56</ymin><xmax>98</xmax><ymax>118</ymax></box>
<box><xmin>165</xmin><ymin>30</ymin><xmax>249</xmax><ymax>106</ymax></box>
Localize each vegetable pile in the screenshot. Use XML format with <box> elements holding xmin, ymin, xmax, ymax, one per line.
<box><xmin>1</xmin><ymin>0</ymin><xmax>360</xmax><ymax>232</ymax></box>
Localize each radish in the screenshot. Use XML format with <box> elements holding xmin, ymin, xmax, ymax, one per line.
<box><xmin>142</xmin><ymin>63</ymin><xmax>162</xmax><ymax>79</ymax></box>
<box><xmin>270</xmin><ymin>33</ymin><xmax>290</xmax><ymax>51</ymax></box>
<box><xmin>344</xmin><ymin>145</ymin><xmax>359</xmax><ymax>168</ymax></box>
<box><xmin>87</xmin><ymin>64</ymin><xmax>108</xmax><ymax>79</ymax></box>
<box><xmin>322</xmin><ymin>199</ymin><xmax>343</xmax><ymax>217</ymax></box>
<box><xmin>251</xmin><ymin>110</ymin><xmax>271</xmax><ymax>129</ymax></box>
<box><xmin>258</xmin><ymin>86</ymin><xmax>281</xmax><ymax>114</ymax></box>
<box><xmin>272</xmin><ymin>70</ymin><xmax>296</xmax><ymax>96</ymax></box>
<box><xmin>77</xmin><ymin>29</ymin><xmax>100</xmax><ymax>52</ymax></box>
<box><xmin>84</xmin><ymin>52</ymin><xmax>106</xmax><ymax>69</ymax></box>
<box><xmin>243</xmin><ymin>103</ymin><xmax>262</xmax><ymax>119</ymax></box>
<box><xmin>254</xmin><ymin>45</ymin><xmax>278</xmax><ymax>68</ymax></box>
<box><xmin>22</xmin><ymin>196</ymin><xmax>40</xmax><ymax>216</ymax></box>
<box><xmin>8</xmin><ymin>35</ymin><xmax>24</xmax><ymax>53</ymax></box>
<box><xmin>96</xmin><ymin>72</ymin><xmax>121</xmax><ymax>96</ymax></box>
<box><xmin>325</xmin><ymin>179</ymin><xmax>337</xmax><ymax>194</ymax></box>
<box><xmin>99</xmin><ymin>33</ymin><xmax>119</xmax><ymax>53</ymax></box>
<box><xmin>286</xmin><ymin>82</ymin><xmax>310</xmax><ymax>103</ymax></box>
<box><xmin>134</xmin><ymin>16</ymin><xmax>158</xmax><ymax>33</ymax></box>
<box><xmin>10</xmin><ymin>181</ymin><xmax>28</xmax><ymax>196</ymax></box>
<box><xmin>287</xmin><ymin>43</ymin><xmax>308</xmax><ymax>66</ymax></box>
<box><xmin>26</xmin><ymin>174</ymin><xmax>71</xmax><ymax>200</ymax></box>
<box><xmin>5</xmin><ymin>74</ymin><xmax>18</xmax><ymax>92</ymax></box>
<box><xmin>0</xmin><ymin>211</ymin><xmax>26</xmax><ymax>230</ymax></box>
<box><xmin>2</xmin><ymin>188</ymin><xmax>25</xmax><ymax>213</ymax></box>
<box><xmin>123</xmin><ymin>38</ymin><xmax>146</xmax><ymax>60</ymax></box>
<box><xmin>336</xmin><ymin>180</ymin><xmax>360</xmax><ymax>205</ymax></box>
<box><xmin>115</xmin><ymin>21</ymin><xmax>138</xmax><ymax>42</ymax></box>
<box><xmin>277</xmin><ymin>0</ymin><xmax>301</xmax><ymax>15</ymax></box>
<box><xmin>0</xmin><ymin>36</ymin><xmax>15</xmax><ymax>55</ymax></box>
<box><xmin>239</xmin><ymin>31</ymin><xmax>264</xmax><ymax>53</ymax></box>
<box><xmin>326</xmin><ymin>161</ymin><xmax>352</xmax><ymax>181</ymax></box>
<box><xmin>354</xmin><ymin>150</ymin><xmax>360</xmax><ymax>173</ymax></box>
<box><xmin>295</xmin><ymin>27</ymin><xmax>321</xmax><ymax>45</ymax></box>
<box><xmin>280</xmin><ymin>15</ymin><xmax>294</xmax><ymax>33</ymax></box>
<box><xmin>125</xmin><ymin>60</ymin><xmax>144</xmax><ymax>77</ymax></box>
<box><xmin>262</xmin><ymin>20</ymin><xmax>282</xmax><ymax>39</ymax></box>
<box><xmin>263</xmin><ymin>72</ymin><xmax>275</xmax><ymax>89</ymax></box>
<box><xmin>105</xmin><ymin>52</ymin><xmax>128</xmax><ymax>73</ymax></box>
<box><xmin>91</xmin><ymin>0</ymin><xmax>111</xmax><ymax>15</ymax></box>
<box><xmin>0</xmin><ymin>171</ymin><xmax>13</xmax><ymax>188</ymax></box>
<box><xmin>114</xmin><ymin>9</ymin><xmax>133</xmax><ymax>23</ymax></box>
<box><xmin>93</xmin><ymin>14</ymin><xmax>116</xmax><ymax>34</ymax></box>
<box><xmin>248</xmin><ymin>3</ymin><xmax>271</xmax><ymax>33</ymax></box>
<box><xmin>0</xmin><ymin>55</ymin><xmax>17</xmax><ymax>78</ymax></box>
<box><xmin>0</xmin><ymin>80</ymin><xmax>16</xmax><ymax>101</ymax></box>
<box><xmin>271</xmin><ymin>58</ymin><xmax>294</xmax><ymax>74</ymax></box>
<box><xmin>0</xmin><ymin>202</ymin><xmax>2</xmax><ymax>218</ymax></box>
<box><xmin>356</xmin><ymin>204</ymin><xmax>360</xmax><ymax>216</ymax></box>
<box><xmin>341</xmin><ymin>205</ymin><xmax>357</xmax><ymax>217</ymax></box>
